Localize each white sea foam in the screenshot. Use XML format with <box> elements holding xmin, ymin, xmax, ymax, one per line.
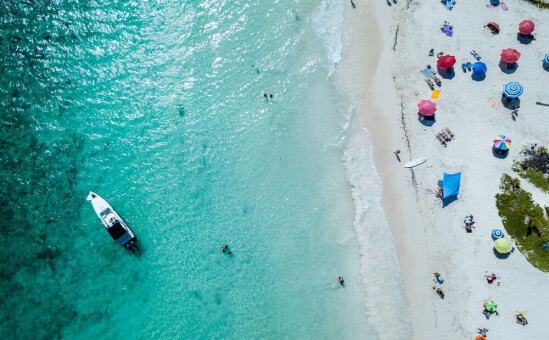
<box><xmin>311</xmin><ymin>0</ymin><xmax>344</xmax><ymax>73</ymax></box>
<box><xmin>342</xmin><ymin>113</ymin><xmax>413</xmax><ymax>340</ymax></box>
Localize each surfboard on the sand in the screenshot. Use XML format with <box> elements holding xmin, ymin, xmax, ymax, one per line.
<box><xmin>404</xmin><ymin>158</ymin><xmax>427</xmax><ymax>168</ymax></box>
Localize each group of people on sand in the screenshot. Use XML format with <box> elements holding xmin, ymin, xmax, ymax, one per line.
<box><xmin>464</xmin><ymin>215</ymin><xmax>475</xmax><ymax>232</ymax></box>
<box><xmin>432</xmin><ymin>272</ymin><xmax>445</xmax><ymax>299</ymax></box>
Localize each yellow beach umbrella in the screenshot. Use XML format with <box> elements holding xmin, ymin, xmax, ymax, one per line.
<box><xmin>494</xmin><ymin>238</ymin><xmax>512</xmax><ymax>253</ymax></box>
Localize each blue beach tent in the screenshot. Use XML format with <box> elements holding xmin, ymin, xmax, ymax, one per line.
<box><xmin>442</xmin><ymin>172</ymin><xmax>461</xmax><ymax>199</ymax></box>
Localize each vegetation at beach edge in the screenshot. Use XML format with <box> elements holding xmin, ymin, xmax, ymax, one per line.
<box><xmin>512</xmin><ymin>144</ymin><xmax>549</xmax><ymax>193</ymax></box>
<box><xmin>496</xmin><ymin>174</ymin><xmax>549</xmax><ymax>271</ymax></box>
<box><xmin>523</xmin><ymin>0</ymin><xmax>549</xmax><ymax>9</ymax></box>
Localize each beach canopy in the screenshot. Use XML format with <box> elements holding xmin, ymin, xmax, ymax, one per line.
<box><xmin>437</xmin><ymin>55</ymin><xmax>456</xmax><ymax>69</ymax></box>
<box><xmin>472</xmin><ymin>62</ymin><xmax>487</xmax><ymax>76</ymax></box>
<box><xmin>503</xmin><ymin>82</ymin><xmax>523</xmax><ymax>98</ymax></box>
<box><xmin>492</xmin><ymin>229</ymin><xmax>504</xmax><ymax>239</ymax></box>
<box><xmin>501</xmin><ymin>48</ymin><xmax>521</xmax><ymax>63</ymax></box>
<box><xmin>418</xmin><ymin>100</ymin><xmax>437</xmax><ymax>116</ymax></box>
<box><xmin>519</xmin><ymin>20</ymin><xmax>535</xmax><ymax>35</ymax></box>
<box><xmin>494</xmin><ymin>238</ymin><xmax>512</xmax><ymax>253</ymax></box>
<box><xmin>493</xmin><ymin>135</ymin><xmax>511</xmax><ymax>151</ymax></box>
<box><xmin>442</xmin><ymin>172</ymin><xmax>461</xmax><ymax>199</ymax></box>
<box><xmin>544</xmin><ymin>54</ymin><xmax>549</xmax><ymax>64</ymax></box>
<box><xmin>441</xmin><ymin>25</ymin><xmax>453</xmax><ymax>37</ymax></box>
<box><xmin>487</xmin><ymin>22</ymin><xmax>499</xmax><ymax>34</ymax></box>
<box><xmin>485</xmin><ymin>300</ymin><xmax>498</xmax><ymax>312</ymax></box>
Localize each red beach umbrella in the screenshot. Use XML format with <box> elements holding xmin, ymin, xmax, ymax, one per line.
<box><xmin>437</xmin><ymin>55</ymin><xmax>456</xmax><ymax>69</ymax></box>
<box><xmin>418</xmin><ymin>100</ymin><xmax>437</xmax><ymax>116</ymax></box>
<box><xmin>501</xmin><ymin>48</ymin><xmax>521</xmax><ymax>63</ymax></box>
<box><xmin>519</xmin><ymin>20</ymin><xmax>535</xmax><ymax>34</ymax></box>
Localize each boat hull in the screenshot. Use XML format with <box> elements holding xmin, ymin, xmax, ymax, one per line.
<box><xmin>87</xmin><ymin>192</ymin><xmax>137</xmax><ymax>249</ymax></box>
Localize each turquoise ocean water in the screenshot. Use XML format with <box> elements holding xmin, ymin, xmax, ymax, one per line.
<box><xmin>0</xmin><ymin>0</ymin><xmax>408</xmax><ymax>339</ymax></box>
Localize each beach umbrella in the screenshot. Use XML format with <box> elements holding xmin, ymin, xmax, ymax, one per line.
<box><xmin>492</xmin><ymin>229</ymin><xmax>504</xmax><ymax>239</ymax></box>
<box><xmin>519</xmin><ymin>20</ymin><xmax>535</xmax><ymax>35</ymax></box>
<box><xmin>494</xmin><ymin>238</ymin><xmax>512</xmax><ymax>253</ymax></box>
<box><xmin>472</xmin><ymin>62</ymin><xmax>487</xmax><ymax>76</ymax></box>
<box><xmin>485</xmin><ymin>300</ymin><xmax>498</xmax><ymax>312</ymax></box>
<box><xmin>501</xmin><ymin>48</ymin><xmax>521</xmax><ymax>63</ymax></box>
<box><xmin>476</xmin><ymin>335</ymin><xmax>487</xmax><ymax>340</ymax></box>
<box><xmin>544</xmin><ymin>54</ymin><xmax>549</xmax><ymax>64</ymax></box>
<box><xmin>503</xmin><ymin>82</ymin><xmax>523</xmax><ymax>98</ymax></box>
<box><xmin>418</xmin><ymin>100</ymin><xmax>437</xmax><ymax>116</ymax></box>
<box><xmin>437</xmin><ymin>55</ymin><xmax>456</xmax><ymax>69</ymax></box>
<box><xmin>493</xmin><ymin>135</ymin><xmax>511</xmax><ymax>151</ymax></box>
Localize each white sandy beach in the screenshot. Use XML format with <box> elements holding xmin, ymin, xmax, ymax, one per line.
<box><xmin>340</xmin><ymin>0</ymin><xmax>549</xmax><ymax>338</ymax></box>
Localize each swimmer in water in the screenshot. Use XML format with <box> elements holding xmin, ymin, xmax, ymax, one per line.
<box><xmin>221</xmin><ymin>245</ymin><xmax>228</xmax><ymax>252</ymax></box>
<box><xmin>339</xmin><ymin>277</ymin><xmax>345</xmax><ymax>285</ymax></box>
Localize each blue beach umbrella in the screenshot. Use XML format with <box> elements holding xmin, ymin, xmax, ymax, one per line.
<box><xmin>492</xmin><ymin>229</ymin><xmax>504</xmax><ymax>239</ymax></box>
<box><xmin>503</xmin><ymin>82</ymin><xmax>523</xmax><ymax>98</ymax></box>
<box><xmin>472</xmin><ymin>62</ymin><xmax>487</xmax><ymax>76</ymax></box>
<box><xmin>544</xmin><ymin>54</ymin><xmax>549</xmax><ymax>64</ymax></box>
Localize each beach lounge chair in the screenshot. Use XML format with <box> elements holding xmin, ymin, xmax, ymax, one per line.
<box><xmin>445</xmin><ymin>127</ymin><xmax>455</xmax><ymax>139</ymax></box>
<box><xmin>466</xmin><ymin>62</ymin><xmax>472</xmax><ymax>71</ymax></box>
<box><xmin>462</xmin><ymin>63</ymin><xmax>467</xmax><ymax>72</ymax></box>
<box><xmin>436</xmin><ymin>134</ymin><xmax>446</xmax><ymax>146</ymax></box>
<box><xmin>441</xmin><ymin>131</ymin><xmax>451</xmax><ymax>141</ymax></box>
<box><xmin>500</xmin><ymin>2</ymin><xmax>508</xmax><ymax>10</ymax></box>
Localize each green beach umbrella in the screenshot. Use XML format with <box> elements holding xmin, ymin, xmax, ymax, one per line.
<box><xmin>494</xmin><ymin>238</ymin><xmax>512</xmax><ymax>253</ymax></box>
<box><xmin>485</xmin><ymin>301</ymin><xmax>498</xmax><ymax>312</ymax></box>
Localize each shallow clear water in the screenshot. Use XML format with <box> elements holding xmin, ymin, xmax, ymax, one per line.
<box><xmin>0</xmin><ymin>0</ymin><xmax>381</xmax><ymax>338</ymax></box>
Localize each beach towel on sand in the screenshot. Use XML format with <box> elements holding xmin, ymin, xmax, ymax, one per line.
<box><xmin>500</xmin><ymin>2</ymin><xmax>508</xmax><ymax>10</ymax></box>
<box><xmin>432</xmin><ymin>90</ymin><xmax>441</xmax><ymax>99</ymax></box>
<box><xmin>442</xmin><ymin>0</ymin><xmax>455</xmax><ymax>10</ymax></box>
<box><xmin>421</xmin><ymin>68</ymin><xmax>435</xmax><ymax>79</ymax></box>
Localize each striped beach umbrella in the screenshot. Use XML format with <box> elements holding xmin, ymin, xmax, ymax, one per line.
<box><xmin>503</xmin><ymin>82</ymin><xmax>523</xmax><ymax>98</ymax></box>
<box><xmin>485</xmin><ymin>300</ymin><xmax>498</xmax><ymax>312</ymax></box>
<box><xmin>544</xmin><ymin>54</ymin><xmax>549</xmax><ymax>64</ymax></box>
<box><xmin>493</xmin><ymin>135</ymin><xmax>511</xmax><ymax>151</ymax></box>
<box><xmin>494</xmin><ymin>237</ymin><xmax>512</xmax><ymax>253</ymax></box>
<box><xmin>492</xmin><ymin>229</ymin><xmax>504</xmax><ymax>239</ymax></box>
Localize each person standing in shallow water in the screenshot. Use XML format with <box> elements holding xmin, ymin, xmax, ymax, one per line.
<box><xmin>339</xmin><ymin>277</ymin><xmax>345</xmax><ymax>286</ymax></box>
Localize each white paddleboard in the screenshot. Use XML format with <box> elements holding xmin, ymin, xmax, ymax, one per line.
<box><xmin>404</xmin><ymin>158</ymin><xmax>426</xmax><ymax>168</ymax></box>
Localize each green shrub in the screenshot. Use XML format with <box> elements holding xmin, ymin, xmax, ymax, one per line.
<box><xmin>496</xmin><ymin>174</ymin><xmax>549</xmax><ymax>271</ymax></box>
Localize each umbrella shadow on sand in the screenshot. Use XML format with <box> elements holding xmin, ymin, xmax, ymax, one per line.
<box><xmin>492</xmin><ymin>148</ymin><xmax>509</xmax><ymax>159</ymax></box>
<box><xmin>500</xmin><ymin>96</ymin><xmax>520</xmax><ymax>109</ymax></box>
<box><xmin>472</xmin><ymin>73</ymin><xmax>486</xmax><ymax>82</ymax></box>
<box><xmin>442</xmin><ymin>195</ymin><xmax>458</xmax><ymax>208</ymax></box>
<box><xmin>516</xmin><ymin>33</ymin><xmax>535</xmax><ymax>45</ymax></box>
<box><xmin>418</xmin><ymin>113</ymin><xmax>436</xmax><ymax>126</ymax></box>
<box><xmin>493</xmin><ymin>248</ymin><xmax>510</xmax><ymax>259</ymax></box>
<box><xmin>499</xmin><ymin>60</ymin><xmax>518</xmax><ymax>74</ymax></box>
<box><xmin>437</xmin><ymin>67</ymin><xmax>455</xmax><ymax>79</ymax></box>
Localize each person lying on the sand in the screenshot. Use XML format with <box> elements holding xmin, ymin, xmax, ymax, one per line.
<box><xmin>484</xmin><ymin>273</ymin><xmax>497</xmax><ymax>284</ymax></box>
<box><xmin>433</xmin><ymin>272</ymin><xmax>444</xmax><ymax>284</ymax></box>
<box><xmin>516</xmin><ymin>313</ymin><xmax>528</xmax><ymax>325</ymax></box>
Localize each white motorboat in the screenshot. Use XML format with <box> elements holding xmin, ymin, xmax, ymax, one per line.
<box><xmin>87</xmin><ymin>192</ymin><xmax>138</xmax><ymax>252</ymax></box>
